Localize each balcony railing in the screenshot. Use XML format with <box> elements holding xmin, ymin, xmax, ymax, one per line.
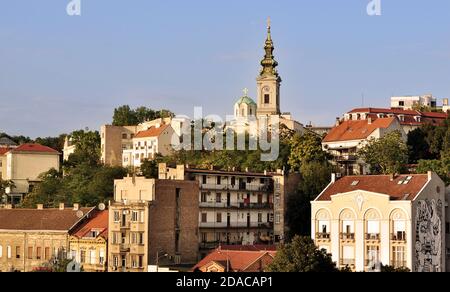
<box><xmin>391</xmin><ymin>232</ymin><xmax>407</xmax><ymax>242</ymax></box>
<box><xmin>391</xmin><ymin>261</ymin><xmax>407</xmax><ymax>269</ymax></box>
<box><xmin>365</xmin><ymin>233</ymin><xmax>381</xmax><ymax>241</ymax></box>
<box><xmin>316</xmin><ymin>233</ymin><xmax>331</xmax><ymax>240</ymax></box>
<box><xmin>340</xmin><ymin>259</ymin><xmax>356</xmax><ymax>266</ymax></box>
<box><xmin>119</xmin><ymin>244</ymin><xmax>130</xmax><ymax>252</ymax></box>
<box><xmin>200</xmin><ymin>184</ymin><xmax>274</xmax><ymax>193</ymax></box>
<box><xmin>335</xmin><ymin>155</ymin><xmax>358</xmax><ymax>162</ymax></box>
<box><xmin>340</xmin><ymin>233</ymin><xmax>355</xmax><ymax>240</ymax></box>
<box><xmin>199</xmin><ymin>202</ymin><xmax>273</xmax><ymax>209</ymax></box>
<box><xmin>199</xmin><ymin>222</ymin><xmax>273</xmax><ymax>229</ymax></box>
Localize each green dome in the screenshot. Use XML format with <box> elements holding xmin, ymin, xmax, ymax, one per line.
<box><xmin>236</xmin><ymin>95</ymin><xmax>257</xmax><ymax>106</ymax></box>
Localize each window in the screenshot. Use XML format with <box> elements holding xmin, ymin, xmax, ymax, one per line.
<box><xmin>247</xmin><ymin>177</ymin><xmax>252</xmax><ymax>184</ymax></box>
<box><xmin>342</xmin><ymin>246</ymin><xmax>355</xmax><ymax>265</ymax></box>
<box><xmin>0</xmin><ymin>245</ymin><xmax>3</xmax><ymax>258</ymax></box>
<box><xmin>446</xmin><ymin>222</ymin><xmax>450</xmax><ymax>234</ymax></box>
<box><xmin>122</xmin><ymin>133</ymin><xmax>128</xmax><ymax>139</ymax></box>
<box><xmin>258</xmin><ymin>213</ymin><xmax>263</xmax><ymax>223</ymax></box>
<box><xmin>342</xmin><ymin>221</ymin><xmax>354</xmax><ymax>234</ymax></box>
<box><xmin>217</xmin><ymin>176</ymin><xmax>221</xmax><ymax>185</ymax></box>
<box><xmin>231</xmin><ymin>177</ymin><xmax>236</xmax><ymax>185</ymax></box>
<box><xmin>80</xmin><ymin>250</ymin><xmax>86</xmax><ymax>263</ymax></box>
<box><xmin>89</xmin><ymin>249</ymin><xmax>96</xmax><ymax>264</ymax></box>
<box><xmin>216</xmin><ymin>193</ymin><xmax>221</xmax><ymax>203</ymax></box>
<box><xmin>201</xmin><ymin>192</ymin><xmax>208</xmax><ymax>203</ymax></box>
<box><xmin>217</xmin><ymin>213</ymin><xmax>222</xmax><ymax>223</ymax></box>
<box><xmin>121</xmin><ymin>233</ymin><xmax>127</xmax><ymax>244</ymax></box>
<box><xmin>319</xmin><ymin>220</ymin><xmax>330</xmax><ymax>234</ymax></box>
<box><xmin>113</xmin><ymin>255</ymin><xmax>119</xmax><ymax>267</ymax></box>
<box><xmin>392</xmin><ymin>246</ymin><xmax>406</xmax><ymax>268</ymax></box>
<box><xmin>131</xmin><ymin>211</ymin><xmax>139</xmax><ymax>222</ymax></box>
<box><xmin>202</xmin><ymin>175</ymin><xmax>207</xmax><ymax>184</ymax></box>
<box><xmin>366</xmin><ymin>246</ymin><xmax>380</xmax><ymax>265</ymax></box>
<box><xmin>138</xmin><ymin>233</ymin><xmax>144</xmax><ymax>245</ymax></box>
<box><xmin>201</xmin><ymin>213</ymin><xmax>207</xmax><ymax>223</ymax></box>
<box><xmin>36</xmin><ymin>247</ymin><xmax>41</xmax><ymax>260</ymax></box>
<box><xmin>121</xmin><ymin>256</ymin><xmax>126</xmax><ymax>268</ymax></box>
<box><xmin>7</xmin><ymin>246</ymin><xmax>11</xmax><ymax>259</ymax></box>
<box><xmin>99</xmin><ymin>249</ymin><xmax>105</xmax><ymax>265</ymax></box>
<box><xmin>275</xmin><ymin>213</ymin><xmax>281</xmax><ymax>224</ymax></box>
<box><xmin>399</xmin><ymin>101</ymin><xmax>405</xmax><ymax>107</ymax></box>
<box><xmin>140</xmin><ymin>211</ymin><xmax>145</xmax><ymax>223</ymax></box>
<box><xmin>15</xmin><ymin>246</ymin><xmax>21</xmax><ymax>259</ymax></box>
<box><xmin>264</xmin><ymin>94</ymin><xmax>270</xmax><ymax>104</ymax></box>
<box><xmin>114</xmin><ymin>211</ymin><xmax>120</xmax><ymax>222</ymax></box>
<box><xmin>138</xmin><ymin>255</ymin><xmax>143</xmax><ymax>268</ymax></box>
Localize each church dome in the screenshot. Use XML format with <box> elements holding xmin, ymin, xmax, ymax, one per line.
<box><xmin>235</xmin><ymin>95</ymin><xmax>256</xmax><ymax>106</ymax></box>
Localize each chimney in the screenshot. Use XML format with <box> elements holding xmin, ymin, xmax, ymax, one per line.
<box><xmin>73</xmin><ymin>203</ymin><xmax>80</xmax><ymax>211</ymax></box>
<box><xmin>368</xmin><ymin>117</ymin><xmax>372</xmax><ymax>125</ymax></box>
<box><xmin>37</xmin><ymin>204</ymin><xmax>44</xmax><ymax>210</ymax></box>
<box><xmin>428</xmin><ymin>171</ymin><xmax>433</xmax><ymax>180</ymax></box>
<box><xmin>331</xmin><ymin>173</ymin><xmax>337</xmax><ymax>183</ymax></box>
<box><xmin>390</xmin><ymin>174</ymin><xmax>395</xmax><ymax>181</ymax></box>
<box><xmin>443</xmin><ymin>98</ymin><xmax>449</xmax><ymax>106</ymax></box>
<box><xmin>59</xmin><ymin>203</ymin><xmax>65</xmax><ymax>210</ymax></box>
<box><xmin>335</xmin><ymin>118</ymin><xmax>341</xmax><ymax>127</ymax></box>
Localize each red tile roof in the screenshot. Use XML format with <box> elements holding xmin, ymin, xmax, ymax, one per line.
<box><xmin>323</xmin><ymin>118</ymin><xmax>396</xmax><ymax>143</ymax></box>
<box><xmin>315</xmin><ymin>174</ymin><xmax>430</xmax><ymax>201</ymax></box>
<box><xmin>71</xmin><ymin>210</ymin><xmax>108</xmax><ymax>239</ymax></box>
<box><xmin>192</xmin><ymin>246</ymin><xmax>276</xmax><ymax>272</ymax></box>
<box><xmin>0</xmin><ymin>208</ymin><xmax>94</xmax><ymax>231</ymax></box>
<box><xmin>348</xmin><ymin>108</ymin><xmax>448</xmax><ymax>126</ymax></box>
<box><xmin>0</xmin><ymin>148</ymin><xmax>11</xmax><ymax>155</ymax></box>
<box><xmin>9</xmin><ymin>143</ymin><xmax>59</xmax><ymax>154</ymax></box>
<box><xmin>134</xmin><ymin>124</ymin><xmax>170</xmax><ymax>138</ymax></box>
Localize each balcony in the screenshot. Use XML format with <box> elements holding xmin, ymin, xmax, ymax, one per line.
<box><xmin>199</xmin><ymin>222</ymin><xmax>273</xmax><ymax>229</ymax></box>
<box><xmin>340</xmin><ymin>259</ymin><xmax>356</xmax><ymax>267</ymax></box>
<box><xmin>316</xmin><ymin>233</ymin><xmax>331</xmax><ymax>240</ymax></box>
<box><xmin>120</xmin><ymin>222</ymin><xmax>130</xmax><ymax>230</ymax></box>
<box><xmin>335</xmin><ymin>155</ymin><xmax>358</xmax><ymax>162</ymax></box>
<box><xmin>120</xmin><ymin>244</ymin><xmax>130</xmax><ymax>252</ymax></box>
<box><xmin>200</xmin><ymin>184</ymin><xmax>274</xmax><ymax>193</ymax></box>
<box><xmin>199</xmin><ymin>202</ymin><xmax>273</xmax><ymax>210</ymax></box>
<box><xmin>391</xmin><ymin>261</ymin><xmax>407</xmax><ymax>269</ymax></box>
<box><xmin>340</xmin><ymin>233</ymin><xmax>355</xmax><ymax>241</ymax></box>
<box><xmin>391</xmin><ymin>232</ymin><xmax>407</xmax><ymax>242</ymax></box>
<box><xmin>365</xmin><ymin>233</ymin><xmax>380</xmax><ymax>241</ymax></box>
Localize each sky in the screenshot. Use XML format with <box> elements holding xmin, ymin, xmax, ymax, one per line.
<box><xmin>1</xmin><ymin>0</ymin><xmax>450</xmax><ymax>138</ymax></box>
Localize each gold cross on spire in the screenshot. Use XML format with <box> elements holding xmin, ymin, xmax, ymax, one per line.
<box><xmin>267</xmin><ymin>17</ymin><xmax>271</xmax><ymax>29</ymax></box>
<box><xmin>243</xmin><ymin>88</ymin><xmax>249</xmax><ymax>96</ymax></box>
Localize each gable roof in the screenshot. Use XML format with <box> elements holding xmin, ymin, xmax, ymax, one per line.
<box><xmin>8</xmin><ymin>143</ymin><xmax>59</xmax><ymax>154</ymax></box>
<box><xmin>134</xmin><ymin>124</ymin><xmax>170</xmax><ymax>139</ymax></box>
<box><xmin>0</xmin><ymin>208</ymin><xmax>94</xmax><ymax>231</ymax></box>
<box><xmin>315</xmin><ymin>174</ymin><xmax>430</xmax><ymax>201</ymax></box>
<box><xmin>71</xmin><ymin>210</ymin><xmax>109</xmax><ymax>239</ymax></box>
<box><xmin>0</xmin><ymin>137</ymin><xmax>17</xmax><ymax>147</ymax></box>
<box><xmin>323</xmin><ymin>117</ymin><xmax>396</xmax><ymax>143</ymax></box>
<box><xmin>192</xmin><ymin>246</ymin><xmax>276</xmax><ymax>272</ymax></box>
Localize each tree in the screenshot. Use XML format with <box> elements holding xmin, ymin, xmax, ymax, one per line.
<box><xmin>140</xmin><ymin>159</ymin><xmax>159</xmax><ymax>179</ymax></box>
<box><xmin>267</xmin><ymin>236</ymin><xmax>338</xmax><ymax>272</ymax></box>
<box><xmin>286</xmin><ymin>161</ymin><xmax>332</xmax><ymax>238</ymax></box>
<box><xmin>34</xmin><ymin>135</ymin><xmax>67</xmax><ymax>153</ymax></box>
<box><xmin>380</xmin><ymin>265</ymin><xmax>411</xmax><ymax>273</ymax></box>
<box><xmin>358</xmin><ymin>131</ymin><xmax>408</xmax><ymax>175</ymax></box>
<box><xmin>416</xmin><ymin>157</ymin><xmax>450</xmax><ymax>185</ymax></box>
<box><xmin>65</xmin><ymin>130</ymin><xmax>101</xmax><ymax>167</ymax></box>
<box><xmin>21</xmin><ymin>169</ymin><xmax>67</xmax><ymax>208</ymax></box>
<box><xmin>112</xmin><ymin>105</ymin><xmax>174</xmax><ymax>126</ymax></box>
<box><xmin>288</xmin><ymin>131</ymin><xmax>328</xmax><ymax>170</ymax></box>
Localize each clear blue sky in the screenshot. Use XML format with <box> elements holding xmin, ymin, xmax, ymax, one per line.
<box><xmin>1</xmin><ymin>0</ymin><xmax>450</xmax><ymax>138</ymax></box>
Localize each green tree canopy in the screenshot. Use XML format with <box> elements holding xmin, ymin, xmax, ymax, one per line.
<box><xmin>112</xmin><ymin>105</ymin><xmax>174</xmax><ymax>126</ymax></box>
<box><xmin>358</xmin><ymin>131</ymin><xmax>408</xmax><ymax>175</ymax></box>
<box><xmin>65</xmin><ymin>130</ymin><xmax>101</xmax><ymax>167</ymax></box>
<box><xmin>267</xmin><ymin>236</ymin><xmax>338</xmax><ymax>272</ymax></box>
<box><xmin>288</xmin><ymin>131</ymin><xmax>328</xmax><ymax>170</ymax></box>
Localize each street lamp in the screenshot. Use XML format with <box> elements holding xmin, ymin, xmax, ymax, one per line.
<box><xmin>156</xmin><ymin>250</ymin><xmax>168</xmax><ymax>272</ymax></box>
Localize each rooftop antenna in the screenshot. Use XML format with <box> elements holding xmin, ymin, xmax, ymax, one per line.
<box><xmin>361</xmin><ymin>93</ymin><xmax>365</xmax><ymax>107</ymax></box>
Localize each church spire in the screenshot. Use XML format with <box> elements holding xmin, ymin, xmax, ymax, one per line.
<box><xmin>260</xmin><ymin>17</ymin><xmax>279</xmax><ymax>78</ymax></box>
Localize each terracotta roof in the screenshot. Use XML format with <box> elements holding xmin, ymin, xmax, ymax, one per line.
<box><xmin>323</xmin><ymin>117</ymin><xmax>396</xmax><ymax>143</ymax></box>
<box><xmin>349</xmin><ymin>108</ymin><xmax>420</xmax><ymax>115</ymax></box>
<box><xmin>315</xmin><ymin>174</ymin><xmax>430</xmax><ymax>201</ymax></box>
<box><xmin>0</xmin><ymin>148</ymin><xmax>11</xmax><ymax>155</ymax></box>
<box><xmin>9</xmin><ymin>143</ymin><xmax>59</xmax><ymax>154</ymax></box>
<box><xmin>348</xmin><ymin>108</ymin><xmax>448</xmax><ymax>126</ymax></box>
<box><xmin>134</xmin><ymin>124</ymin><xmax>170</xmax><ymax>138</ymax></box>
<box><xmin>0</xmin><ymin>208</ymin><xmax>94</xmax><ymax>231</ymax></box>
<box><xmin>192</xmin><ymin>247</ymin><xmax>276</xmax><ymax>272</ymax></box>
<box><xmin>71</xmin><ymin>210</ymin><xmax>109</xmax><ymax>239</ymax></box>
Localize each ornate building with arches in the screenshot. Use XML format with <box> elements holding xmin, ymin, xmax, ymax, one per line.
<box><xmin>311</xmin><ymin>172</ymin><xmax>447</xmax><ymax>272</ymax></box>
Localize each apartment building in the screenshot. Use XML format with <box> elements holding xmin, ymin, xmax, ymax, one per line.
<box><xmin>101</xmin><ymin>118</ymin><xmax>184</xmax><ymax>167</ymax></box>
<box><xmin>391</xmin><ymin>94</ymin><xmax>437</xmax><ymax>110</ymax></box>
<box><xmin>345</xmin><ymin>107</ymin><xmax>448</xmax><ymax>134</ymax></box>
<box><xmin>62</xmin><ymin>136</ymin><xmax>76</xmax><ymax>161</ymax></box>
<box><xmin>158</xmin><ymin>164</ymin><xmax>300</xmax><ymax>256</ymax></box>
<box><xmin>1</xmin><ymin>143</ymin><xmax>60</xmax><ymax>204</ymax></box>
<box><xmin>69</xmin><ymin>209</ymin><xmax>109</xmax><ymax>272</ymax></box>
<box><xmin>0</xmin><ymin>204</ymin><xmax>94</xmax><ymax>272</ymax></box>
<box><xmin>108</xmin><ymin>176</ymin><xmax>199</xmax><ymax>272</ymax></box>
<box><xmin>311</xmin><ymin>172</ymin><xmax>447</xmax><ymax>272</ymax></box>
<box><xmin>323</xmin><ymin>117</ymin><xmax>405</xmax><ymax>176</ymax></box>
<box><xmin>122</xmin><ymin>124</ymin><xmax>175</xmax><ymax>169</ymax></box>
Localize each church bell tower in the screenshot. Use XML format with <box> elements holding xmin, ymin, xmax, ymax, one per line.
<box><xmin>256</xmin><ymin>18</ymin><xmax>281</xmax><ymax>117</ymax></box>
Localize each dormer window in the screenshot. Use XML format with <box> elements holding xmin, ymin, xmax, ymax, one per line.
<box><xmin>414</xmin><ymin>116</ymin><xmax>421</xmax><ymax>123</ymax></box>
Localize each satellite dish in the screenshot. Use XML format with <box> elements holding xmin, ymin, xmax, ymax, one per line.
<box><xmin>98</xmin><ymin>203</ymin><xmax>106</xmax><ymax>211</ymax></box>
<box><xmin>76</xmin><ymin>210</ymin><xmax>84</xmax><ymax>218</ymax></box>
